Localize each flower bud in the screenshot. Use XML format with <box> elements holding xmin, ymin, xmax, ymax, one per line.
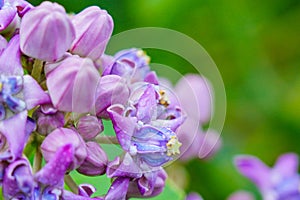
<box><xmin>41</xmin><ymin>128</ymin><xmax>87</xmax><ymax>170</ymax></box>
<box><xmin>32</xmin><ymin>104</ymin><xmax>64</xmax><ymax>136</ymax></box>
<box><xmin>45</xmin><ymin>54</ymin><xmax>100</xmax><ymax>113</ymax></box>
<box><xmin>20</xmin><ymin>1</ymin><xmax>75</xmax><ymax>62</ymax></box>
<box><xmin>77</xmin><ymin>141</ymin><xmax>107</xmax><ymax>176</ymax></box>
<box><xmin>70</xmin><ymin>6</ymin><xmax>113</xmax><ymax>61</ymax></box>
<box><xmin>77</xmin><ymin>115</ymin><xmax>103</xmax><ymax>140</ymax></box>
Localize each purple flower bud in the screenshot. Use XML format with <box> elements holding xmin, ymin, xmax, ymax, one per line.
<box><xmin>77</xmin><ymin>115</ymin><xmax>103</xmax><ymax>140</ymax></box>
<box><xmin>45</xmin><ymin>54</ymin><xmax>100</xmax><ymax>113</ymax></box>
<box><xmin>70</xmin><ymin>6</ymin><xmax>113</xmax><ymax>61</ymax></box>
<box><xmin>95</xmin><ymin>75</ymin><xmax>129</xmax><ymax>118</ymax></box>
<box><xmin>77</xmin><ymin>141</ymin><xmax>107</xmax><ymax>176</ymax></box>
<box><xmin>32</xmin><ymin>104</ymin><xmax>65</xmax><ymax>136</ymax></box>
<box><xmin>20</xmin><ymin>1</ymin><xmax>75</xmax><ymax>61</ymax></box>
<box><xmin>41</xmin><ymin>128</ymin><xmax>87</xmax><ymax>170</ymax></box>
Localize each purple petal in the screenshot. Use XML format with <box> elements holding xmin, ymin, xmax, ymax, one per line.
<box><xmin>144</xmin><ymin>71</ymin><xmax>159</xmax><ymax>85</ymax></box>
<box><xmin>0</xmin><ymin>111</ymin><xmax>28</xmax><ymax>161</ymax></box>
<box><xmin>107</xmin><ymin>104</ymin><xmax>137</xmax><ymax>151</ymax></box>
<box><xmin>78</xmin><ymin>184</ymin><xmax>96</xmax><ymax>197</ymax></box>
<box><xmin>234</xmin><ymin>155</ymin><xmax>271</xmax><ymax>190</ymax></box>
<box><xmin>35</xmin><ymin>144</ymin><xmax>74</xmax><ymax>186</ymax></box>
<box><xmin>107</xmin><ymin>153</ymin><xmax>142</xmax><ymax>179</ymax></box>
<box><xmin>77</xmin><ymin>141</ymin><xmax>107</xmax><ymax>176</ymax></box>
<box><xmin>95</xmin><ymin>75</ymin><xmax>129</xmax><ymax>118</ymax></box>
<box><xmin>23</xmin><ymin>75</ymin><xmax>51</xmax><ymax>109</ymax></box>
<box><xmin>0</xmin><ymin>34</ymin><xmax>23</xmax><ymax>76</ymax></box>
<box><xmin>136</xmin><ymin>85</ymin><xmax>157</xmax><ymax>123</ymax></box>
<box><xmin>2</xmin><ymin>158</ymin><xmax>33</xmax><ymax>199</ymax></box>
<box><xmin>105</xmin><ymin>177</ymin><xmax>130</xmax><ymax>200</ymax></box>
<box><xmin>273</xmin><ymin>153</ymin><xmax>298</xmax><ymax>179</ymax></box>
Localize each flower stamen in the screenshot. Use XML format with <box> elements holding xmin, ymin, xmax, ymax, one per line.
<box><xmin>166</xmin><ymin>136</ymin><xmax>182</xmax><ymax>156</ymax></box>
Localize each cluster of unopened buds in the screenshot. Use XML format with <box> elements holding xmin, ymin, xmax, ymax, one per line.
<box><xmin>0</xmin><ymin>0</ymin><xmax>221</xmax><ymax>199</ymax></box>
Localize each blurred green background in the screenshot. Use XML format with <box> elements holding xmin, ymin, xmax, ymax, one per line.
<box><xmin>28</xmin><ymin>0</ymin><xmax>300</xmax><ymax>199</ymax></box>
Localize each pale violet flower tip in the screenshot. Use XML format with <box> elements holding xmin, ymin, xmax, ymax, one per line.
<box><xmin>185</xmin><ymin>192</ymin><xmax>203</xmax><ymax>200</ymax></box>
<box><xmin>77</xmin><ymin>115</ymin><xmax>103</xmax><ymax>140</ymax></box>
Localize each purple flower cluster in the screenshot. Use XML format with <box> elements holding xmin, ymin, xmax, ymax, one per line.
<box><xmin>0</xmin><ymin>1</ymin><xmax>219</xmax><ymax>199</ymax></box>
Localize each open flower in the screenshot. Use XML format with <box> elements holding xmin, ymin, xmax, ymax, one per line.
<box><xmin>234</xmin><ymin>153</ymin><xmax>300</xmax><ymax>200</ymax></box>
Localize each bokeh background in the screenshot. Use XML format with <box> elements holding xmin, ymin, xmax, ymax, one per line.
<box><xmin>28</xmin><ymin>0</ymin><xmax>300</xmax><ymax>199</ymax></box>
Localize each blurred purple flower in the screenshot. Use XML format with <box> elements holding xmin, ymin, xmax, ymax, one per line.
<box><xmin>70</xmin><ymin>6</ymin><xmax>113</xmax><ymax>61</ymax></box>
<box><xmin>235</xmin><ymin>153</ymin><xmax>300</xmax><ymax>200</ymax></box>
<box><xmin>41</xmin><ymin>127</ymin><xmax>87</xmax><ymax>170</ymax></box>
<box><xmin>20</xmin><ymin>1</ymin><xmax>75</xmax><ymax>61</ymax></box>
<box><xmin>45</xmin><ymin>54</ymin><xmax>100</xmax><ymax>113</ymax></box>
<box><xmin>171</xmin><ymin>74</ymin><xmax>221</xmax><ymax>161</ymax></box>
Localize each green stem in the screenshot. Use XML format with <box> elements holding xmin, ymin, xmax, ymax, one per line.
<box><xmin>33</xmin><ymin>147</ymin><xmax>42</xmax><ymax>173</ymax></box>
<box><xmin>64</xmin><ymin>174</ymin><xmax>78</xmax><ymax>194</ymax></box>
<box><xmin>31</xmin><ymin>59</ymin><xmax>44</xmax><ymax>83</ymax></box>
<box><xmin>95</xmin><ymin>135</ymin><xmax>119</xmax><ymax>144</ymax></box>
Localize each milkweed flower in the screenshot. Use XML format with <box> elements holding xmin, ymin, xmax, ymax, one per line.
<box><xmin>20</xmin><ymin>1</ymin><xmax>75</xmax><ymax>61</ymax></box>
<box><xmin>108</xmin><ymin>83</ymin><xmax>184</xmax><ymax>167</ymax></box>
<box><xmin>234</xmin><ymin>153</ymin><xmax>300</xmax><ymax>200</ymax></box>
<box><xmin>70</xmin><ymin>6</ymin><xmax>113</xmax><ymax>61</ymax></box>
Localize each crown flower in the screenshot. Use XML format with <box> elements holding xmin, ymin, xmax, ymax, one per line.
<box><xmin>0</xmin><ymin>1</ymin><xmax>224</xmax><ymax>199</ymax></box>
